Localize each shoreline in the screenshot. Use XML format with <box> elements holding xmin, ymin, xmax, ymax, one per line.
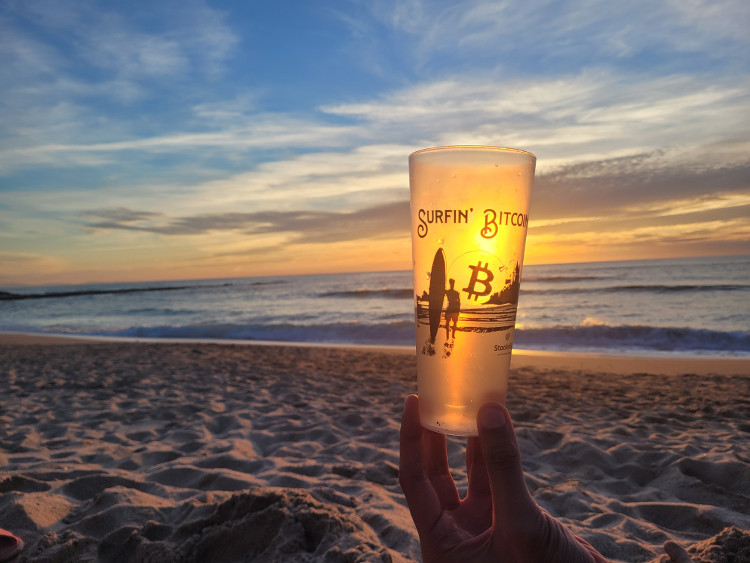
<box><xmin>2</xmin><ymin>330</ymin><xmax>749</xmax><ymax>376</ymax></box>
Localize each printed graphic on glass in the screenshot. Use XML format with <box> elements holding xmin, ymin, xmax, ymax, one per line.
<box><xmin>416</xmin><ymin>247</ymin><xmax>520</xmax><ymax>358</ymax></box>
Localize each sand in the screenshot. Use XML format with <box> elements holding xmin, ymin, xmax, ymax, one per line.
<box><xmin>1</xmin><ymin>333</ymin><xmax>748</xmax><ymax>562</ymax></box>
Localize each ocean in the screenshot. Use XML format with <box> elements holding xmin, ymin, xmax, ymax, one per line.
<box><xmin>1</xmin><ymin>254</ymin><xmax>749</xmax><ymax>357</ymax></box>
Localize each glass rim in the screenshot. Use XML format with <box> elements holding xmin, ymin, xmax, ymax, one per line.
<box><xmin>409</xmin><ymin>145</ymin><xmax>535</xmax><ymax>159</ymax></box>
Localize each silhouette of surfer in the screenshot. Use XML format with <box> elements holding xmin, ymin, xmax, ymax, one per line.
<box><xmin>444</xmin><ymin>278</ymin><xmax>460</xmax><ymax>339</ymax></box>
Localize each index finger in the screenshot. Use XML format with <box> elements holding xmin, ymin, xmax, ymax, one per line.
<box><xmin>398</xmin><ymin>394</ymin><xmax>442</xmax><ymax>534</ymax></box>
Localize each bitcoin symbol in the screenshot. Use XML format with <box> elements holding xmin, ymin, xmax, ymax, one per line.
<box><xmin>463</xmin><ymin>261</ymin><xmax>494</xmax><ymax>301</ymax></box>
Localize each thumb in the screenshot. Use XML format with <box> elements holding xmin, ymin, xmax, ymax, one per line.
<box><xmin>477</xmin><ymin>402</ymin><xmax>541</xmax><ymax>535</ymax></box>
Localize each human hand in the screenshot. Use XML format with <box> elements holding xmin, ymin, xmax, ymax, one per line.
<box><xmin>399</xmin><ymin>395</ymin><xmax>607</xmax><ymax>563</ymax></box>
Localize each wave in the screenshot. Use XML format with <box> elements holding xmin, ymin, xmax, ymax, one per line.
<box><xmin>521</xmin><ymin>283</ymin><xmax>750</xmax><ymax>296</ymax></box>
<box><xmin>514</xmin><ymin>324</ymin><xmax>750</xmax><ymax>354</ymax></box>
<box><xmin>522</xmin><ymin>275</ymin><xmax>604</xmax><ymax>283</ymax></box>
<box><xmin>0</xmin><ymin>285</ymin><xmax>197</xmax><ymax>301</ymax></box>
<box><xmin>317</xmin><ymin>283</ymin><xmax>750</xmax><ymax>300</ymax></box>
<box><xmin>243</xmin><ymin>280</ymin><xmax>286</xmax><ymax>287</ymax></box>
<box><xmin>94</xmin><ymin>321</ymin><xmax>416</xmax><ymax>346</ymax></box>
<box><xmin>7</xmin><ymin>320</ymin><xmax>748</xmax><ymax>355</ymax></box>
<box><xmin>319</xmin><ymin>288</ymin><xmax>414</xmax><ymax>299</ymax></box>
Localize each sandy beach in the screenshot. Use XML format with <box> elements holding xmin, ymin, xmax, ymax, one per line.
<box><xmin>1</xmin><ymin>334</ymin><xmax>748</xmax><ymax>562</ymax></box>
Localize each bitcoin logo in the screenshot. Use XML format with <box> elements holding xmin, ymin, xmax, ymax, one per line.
<box><xmin>463</xmin><ymin>261</ymin><xmax>494</xmax><ymax>301</ymax></box>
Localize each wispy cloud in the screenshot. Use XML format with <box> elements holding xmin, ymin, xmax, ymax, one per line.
<box><xmin>531</xmin><ymin>145</ymin><xmax>750</xmax><ymax>220</ymax></box>
<box><xmin>322</xmin><ymin>71</ymin><xmax>750</xmax><ymax>165</ymax></box>
<box><xmin>0</xmin><ymin>113</ymin><xmax>368</xmax><ymax>174</ymax></box>
<box><xmin>0</xmin><ymin>0</ymin><xmax>239</xmax><ymax>164</ymax></box>
<box><xmin>531</xmin><ymin>218</ymin><xmax>750</xmax><ymax>252</ymax></box>
<box><xmin>6</xmin><ymin>0</ymin><xmax>237</xmax><ymax>81</ymax></box>
<box><xmin>5</xmin><ymin>66</ymin><xmax>746</xmax><ymax>180</ymax></box>
<box><xmin>79</xmin><ymin>207</ymin><xmax>162</xmax><ymax>225</ymax></box>
<box><xmin>353</xmin><ymin>0</ymin><xmax>750</xmax><ymax>66</ymax></box>
<box><xmin>80</xmin><ymin>201</ymin><xmax>410</xmax><ymax>244</ymax></box>
<box><xmin>74</xmin><ymin>140</ymin><xmax>750</xmax><ymax>249</ymax></box>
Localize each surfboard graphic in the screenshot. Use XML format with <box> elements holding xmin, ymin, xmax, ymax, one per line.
<box><xmin>428</xmin><ymin>248</ymin><xmax>446</xmax><ymax>342</ymax></box>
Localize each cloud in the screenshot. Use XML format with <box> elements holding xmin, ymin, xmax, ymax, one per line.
<box><xmin>183</xmin><ymin>144</ymin><xmax>410</xmax><ymax>209</ymax></box>
<box><xmin>76</xmin><ymin>141</ymin><xmax>750</xmax><ymax>247</ymax></box>
<box><xmin>322</xmin><ymin>71</ymin><xmax>750</xmax><ymax>161</ymax></box>
<box><xmin>6</xmin><ymin>0</ymin><xmax>237</xmax><ymax>80</ymax></box>
<box><xmin>79</xmin><ymin>207</ymin><xmax>162</xmax><ymax>229</ymax></box>
<box><xmin>666</xmin><ymin>0</ymin><xmax>750</xmax><ymax>47</ymax></box>
<box><xmin>353</xmin><ymin>0</ymin><xmax>750</xmax><ymax>67</ymax></box>
<box><xmin>0</xmin><ymin>143</ymin><xmax>413</xmax><ymax>238</ymax></box>
<box><xmin>0</xmin><ymin>116</ymin><xmax>365</xmax><ymax>173</ymax></box>
<box><xmin>80</xmin><ymin>201</ymin><xmax>411</xmax><ymax>244</ymax></box>
<box><xmin>531</xmin><ymin>145</ymin><xmax>750</xmax><ymax>220</ymax></box>
<box><xmin>0</xmin><ymin>0</ymin><xmax>240</xmax><ymax>166</ymax></box>
<box><xmin>531</xmin><ymin>217</ymin><xmax>750</xmax><ymax>252</ymax></box>
<box><xmin>7</xmin><ymin>66</ymin><xmax>746</xmax><ymax>178</ymax></box>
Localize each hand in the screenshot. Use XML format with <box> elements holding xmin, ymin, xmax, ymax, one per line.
<box><xmin>399</xmin><ymin>395</ymin><xmax>607</xmax><ymax>563</ymax></box>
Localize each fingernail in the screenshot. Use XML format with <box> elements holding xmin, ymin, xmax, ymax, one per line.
<box><xmin>479</xmin><ymin>403</ymin><xmax>506</xmax><ymax>429</ymax></box>
<box><xmin>403</xmin><ymin>394</ymin><xmax>418</xmax><ymax>414</ymax></box>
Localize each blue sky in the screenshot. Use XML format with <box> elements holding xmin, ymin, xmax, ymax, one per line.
<box><xmin>1</xmin><ymin>0</ymin><xmax>749</xmax><ymax>285</ymax></box>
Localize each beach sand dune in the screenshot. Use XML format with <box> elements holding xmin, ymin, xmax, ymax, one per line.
<box><xmin>1</xmin><ymin>338</ymin><xmax>748</xmax><ymax>562</ymax></box>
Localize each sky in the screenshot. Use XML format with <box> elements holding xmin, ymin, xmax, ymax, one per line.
<box><xmin>1</xmin><ymin>0</ymin><xmax>749</xmax><ymax>286</ymax></box>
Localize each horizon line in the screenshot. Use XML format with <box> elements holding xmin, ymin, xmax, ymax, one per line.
<box><xmin>3</xmin><ymin>252</ymin><xmax>748</xmax><ymax>290</ymax></box>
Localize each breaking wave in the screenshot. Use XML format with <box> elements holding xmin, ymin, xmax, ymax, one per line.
<box><xmin>7</xmin><ymin>321</ymin><xmax>747</xmax><ymax>356</ymax></box>
<box><xmin>319</xmin><ymin>289</ymin><xmax>414</xmax><ymax>299</ymax></box>
<box><xmin>514</xmin><ymin>324</ymin><xmax>750</xmax><ymax>355</ymax></box>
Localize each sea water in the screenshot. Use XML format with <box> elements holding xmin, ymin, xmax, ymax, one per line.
<box><xmin>1</xmin><ymin>255</ymin><xmax>748</xmax><ymax>357</ymax></box>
